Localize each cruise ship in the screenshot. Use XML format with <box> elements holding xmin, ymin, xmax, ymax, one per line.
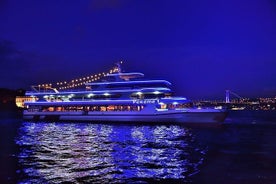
<box><xmin>23</xmin><ymin>64</ymin><xmax>227</xmax><ymax>124</ymax></box>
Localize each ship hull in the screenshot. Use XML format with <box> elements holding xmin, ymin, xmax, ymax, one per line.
<box><xmin>23</xmin><ymin>110</ymin><xmax>228</xmax><ymax>124</ymax></box>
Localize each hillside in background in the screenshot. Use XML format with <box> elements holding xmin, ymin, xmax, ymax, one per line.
<box><xmin>0</xmin><ymin>88</ymin><xmax>25</xmax><ymax>110</ymax></box>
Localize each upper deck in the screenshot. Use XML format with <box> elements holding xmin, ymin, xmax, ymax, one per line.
<box><xmin>26</xmin><ymin>71</ymin><xmax>173</xmax><ymax>96</ymax></box>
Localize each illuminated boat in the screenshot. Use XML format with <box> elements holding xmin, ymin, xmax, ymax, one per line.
<box><xmin>23</xmin><ymin>64</ymin><xmax>227</xmax><ymax>124</ymax></box>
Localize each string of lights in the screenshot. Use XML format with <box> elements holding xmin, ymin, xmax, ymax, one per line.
<box><xmin>36</xmin><ymin>62</ymin><xmax>121</xmax><ymax>91</ymax></box>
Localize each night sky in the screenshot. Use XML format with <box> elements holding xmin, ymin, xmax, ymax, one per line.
<box><xmin>0</xmin><ymin>0</ymin><xmax>276</xmax><ymax>99</ymax></box>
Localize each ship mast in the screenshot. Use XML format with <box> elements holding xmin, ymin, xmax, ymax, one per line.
<box><xmin>115</xmin><ymin>61</ymin><xmax>123</xmax><ymax>73</ymax></box>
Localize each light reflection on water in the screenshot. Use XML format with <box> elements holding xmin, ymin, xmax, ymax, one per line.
<box><xmin>16</xmin><ymin>122</ymin><xmax>207</xmax><ymax>183</ymax></box>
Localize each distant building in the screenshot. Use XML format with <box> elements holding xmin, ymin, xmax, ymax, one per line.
<box><xmin>15</xmin><ymin>96</ymin><xmax>37</xmax><ymax>108</ymax></box>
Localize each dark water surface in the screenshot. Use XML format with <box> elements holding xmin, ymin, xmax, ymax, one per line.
<box><xmin>1</xmin><ymin>111</ymin><xmax>276</xmax><ymax>183</ymax></box>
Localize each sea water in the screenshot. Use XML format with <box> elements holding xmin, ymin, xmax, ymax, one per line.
<box><xmin>0</xmin><ymin>111</ymin><xmax>276</xmax><ymax>183</ymax></box>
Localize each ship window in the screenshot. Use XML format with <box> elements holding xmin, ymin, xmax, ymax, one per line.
<box><xmin>76</xmin><ymin>106</ymin><xmax>83</xmax><ymax>110</ymax></box>
<box><xmin>107</xmin><ymin>105</ymin><xmax>115</xmax><ymax>111</ymax></box>
<box><xmin>144</xmin><ymin>93</ymin><xmax>165</xmax><ymax>99</ymax></box>
<box><xmin>161</xmin><ymin>104</ymin><xmax>167</xmax><ymax>109</ymax></box>
<box><xmin>48</xmin><ymin>107</ymin><xmax>54</xmax><ymax>112</ymax></box>
<box><xmin>164</xmin><ymin>93</ymin><xmax>172</xmax><ymax>98</ymax></box>
<box><xmin>89</xmin><ymin>94</ymin><xmax>121</xmax><ymax>99</ymax></box>
<box><xmin>131</xmin><ymin>93</ymin><xmax>165</xmax><ymax>99</ymax></box>
<box><xmin>37</xmin><ymin>104</ymin><xmax>145</xmax><ymax>112</ymax></box>
<box><xmin>100</xmin><ymin>106</ymin><xmax>107</xmax><ymax>111</ymax></box>
<box><xmin>167</xmin><ymin>103</ymin><xmax>193</xmax><ymax>109</ymax></box>
<box><xmin>130</xmin><ymin>93</ymin><xmax>144</xmax><ymax>99</ymax></box>
<box><xmin>56</xmin><ymin>107</ymin><xmax>63</xmax><ymax>111</ymax></box>
<box><xmin>84</xmin><ymin>105</ymin><xmax>145</xmax><ymax>112</ymax></box>
<box><xmin>28</xmin><ymin>105</ymin><xmax>41</xmax><ymax>112</ymax></box>
<box><xmin>92</xmin><ymin>106</ymin><xmax>99</xmax><ymax>111</ymax></box>
<box><xmin>84</xmin><ymin>106</ymin><xmax>90</xmax><ymax>111</ymax></box>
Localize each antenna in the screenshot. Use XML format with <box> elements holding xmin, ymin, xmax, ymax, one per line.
<box><xmin>115</xmin><ymin>61</ymin><xmax>123</xmax><ymax>73</ymax></box>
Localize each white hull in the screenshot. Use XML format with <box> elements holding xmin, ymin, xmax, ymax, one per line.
<box><xmin>23</xmin><ymin>110</ymin><xmax>227</xmax><ymax>124</ymax></box>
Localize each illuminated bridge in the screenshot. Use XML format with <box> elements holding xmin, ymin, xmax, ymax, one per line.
<box><xmin>225</xmin><ymin>90</ymin><xmax>244</xmax><ymax>103</ymax></box>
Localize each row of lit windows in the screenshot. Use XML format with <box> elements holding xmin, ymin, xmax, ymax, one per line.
<box><xmin>15</xmin><ymin>97</ymin><xmax>37</xmax><ymax>102</ymax></box>
<box><xmin>27</xmin><ymin>103</ymin><xmax>193</xmax><ymax>113</ymax></box>
<box><xmin>28</xmin><ymin>105</ymin><xmax>145</xmax><ymax>112</ymax></box>
<box><xmin>158</xmin><ymin>103</ymin><xmax>193</xmax><ymax>109</ymax></box>
<box><xmin>41</xmin><ymin>93</ymin><xmax>172</xmax><ymax>102</ymax></box>
<box><xmin>105</xmin><ymin>83</ymin><xmax>170</xmax><ymax>89</ymax></box>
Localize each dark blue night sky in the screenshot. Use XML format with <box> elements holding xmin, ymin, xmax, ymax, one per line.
<box><xmin>0</xmin><ymin>0</ymin><xmax>276</xmax><ymax>99</ymax></box>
